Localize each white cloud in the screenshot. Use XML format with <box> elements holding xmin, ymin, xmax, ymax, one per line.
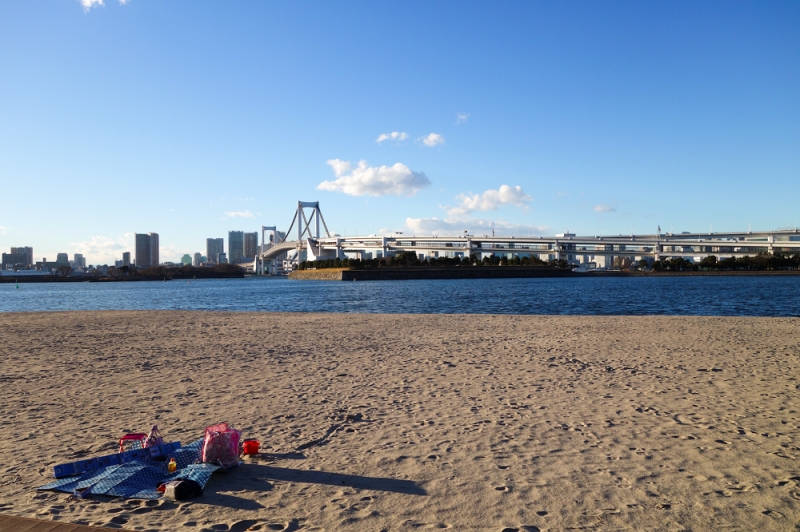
<box><xmin>69</xmin><ymin>233</ymin><xmax>190</xmax><ymax>265</ymax></box>
<box><xmin>317</xmin><ymin>159</ymin><xmax>431</xmax><ymax>197</ymax></box>
<box><xmin>223</xmin><ymin>210</ymin><xmax>255</xmax><ymax>219</ymax></box>
<box><xmin>404</xmin><ymin>185</ymin><xmax>541</xmax><ymax>236</ymax></box>
<box><xmin>70</xmin><ymin>233</ymin><xmax>133</xmax><ymax>265</ymax></box>
<box><xmin>376</xmin><ymin>131</ymin><xmax>409</xmax><ymax>144</ymax></box>
<box><xmin>80</xmin><ymin>0</ymin><xmax>126</xmax><ymax>9</ymax></box>
<box><xmin>159</xmin><ymin>244</ymin><xmax>191</xmax><ymax>264</ymax></box>
<box><xmin>419</xmin><ymin>133</ymin><xmax>445</xmax><ymax>147</ymax></box>
<box><xmin>446</xmin><ymin>185</ymin><xmax>531</xmax><ymax>218</ymax></box>
<box><xmin>0</xmin><ymin>225</ymin><xmax>7</xmax><ymax>235</ymax></box>
<box><xmin>80</xmin><ymin>0</ymin><xmax>104</xmax><ymax>10</ymax></box>
<box><xmin>405</xmin><ymin>217</ymin><xmax>548</xmax><ymax>237</ymax></box>
<box><xmin>455</xmin><ymin>112</ymin><xmax>470</xmax><ymax>125</ymax></box>
<box><xmin>593</xmin><ymin>204</ymin><xmax>617</xmax><ymax>213</ymax></box>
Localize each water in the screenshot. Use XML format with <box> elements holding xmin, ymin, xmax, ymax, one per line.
<box><xmin>1</xmin><ymin>275</ymin><xmax>798</xmax><ymax>316</ymax></box>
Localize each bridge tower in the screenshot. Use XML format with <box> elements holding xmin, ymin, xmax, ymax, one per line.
<box><xmin>284</xmin><ymin>201</ymin><xmax>331</xmax><ymax>242</ymax></box>
<box><xmin>260</xmin><ymin>226</ymin><xmax>277</xmax><ymax>275</ymax></box>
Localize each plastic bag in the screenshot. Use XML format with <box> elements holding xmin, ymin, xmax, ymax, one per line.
<box><xmin>144</xmin><ymin>425</ymin><xmax>164</xmax><ymax>448</ymax></box>
<box><xmin>201</xmin><ymin>422</ymin><xmax>241</xmax><ymax>469</ymax></box>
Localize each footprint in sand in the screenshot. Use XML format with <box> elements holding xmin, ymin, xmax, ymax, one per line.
<box><xmin>763</xmin><ymin>509</ymin><xmax>785</xmax><ymax>519</ymax></box>
<box><xmin>107</xmin><ymin>515</ymin><xmax>129</xmax><ymax>525</ymax></box>
<box><xmin>497</xmin><ymin>465</ymin><xmax>510</xmax><ymax>470</ymax></box>
<box><xmin>535</xmin><ymin>511</ymin><xmax>548</xmax><ymax>516</ymax></box>
<box><xmin>495</xmin><ymin>486</ymin><xmax>510</xmax><ymax>492</ymax></box>
<box><xmin>228</xmin><ymin>520</ymin><xmax>260</xmax><ymax>531</ymax></box>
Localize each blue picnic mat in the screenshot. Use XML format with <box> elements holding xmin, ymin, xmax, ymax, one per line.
<box><xmin>38</xmin><ymin>439</ymin><xmax>221</xmax><ymax>499</ymax></box>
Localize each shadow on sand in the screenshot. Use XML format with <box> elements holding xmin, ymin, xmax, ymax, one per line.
<box><xmin>204</xmin><ymin>462</ymin><xmax>426</xmax><ymax>503</ymax></box>
<box><xmin>259</xmin><ymin>465</ymin><xmax>427</xmax><ymax>495</ymax></box>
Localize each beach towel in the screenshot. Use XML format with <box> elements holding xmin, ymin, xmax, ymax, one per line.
<box><xmin>38</xmin><ymin>439</ymin><xmax>220</xmax><ymax>499</ymax></box>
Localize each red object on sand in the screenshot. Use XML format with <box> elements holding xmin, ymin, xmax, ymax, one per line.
<box><xmin>242</xmin><ymin>439</ymin><xmax>260</xmax><ymax>455</ymax></box>
<box><xmin>118</xmin><ymin>433</ymin><xmax>148</xmax><ymax>453</ymax></box>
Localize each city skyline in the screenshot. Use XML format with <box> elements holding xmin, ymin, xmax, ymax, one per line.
<box><xmin>1</xmin><ymin>2</ymin><xmax>798</xmax><ymax>264</ymax></box>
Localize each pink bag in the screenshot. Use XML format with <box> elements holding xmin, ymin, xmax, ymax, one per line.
<box><xmin>201</xmin><ymin>423</ymin><xmax>241</xmax><ymax>469</ymax></box>
<box><xmin>144</xmin><ymin>425</ymin><xmax>164</xmax><ymax>448</ymax></box>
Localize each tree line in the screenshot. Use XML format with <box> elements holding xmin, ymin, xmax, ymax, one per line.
<box><xmin>653</xmin><ymin>252</ymin><xmax>800</xmax><ymax>272</ymax></box>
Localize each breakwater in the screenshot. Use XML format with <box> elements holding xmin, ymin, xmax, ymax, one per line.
<box><xmin>289</xmin><ymin>266</ymin><xmax>580</xmax><ymax>281</ymax></box>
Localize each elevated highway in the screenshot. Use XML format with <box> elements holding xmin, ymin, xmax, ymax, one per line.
<box><xmin>305</xmin><ymin>230</ymin><xmax>800</xmax><ymax>263</ymax></box>
<box><xmin>256</xmin><ymin>202</ymin><xmax>800</xmax><ymax>272</ymax></box>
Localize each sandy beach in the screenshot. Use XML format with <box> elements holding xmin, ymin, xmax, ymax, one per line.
<box><xmin>0</xmin><ymin>311</ymin><xmax>798</xmax><ymax>531</ymax></box>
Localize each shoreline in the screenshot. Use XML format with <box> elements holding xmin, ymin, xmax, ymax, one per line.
<box><xmin>1</xmin><ymin>311</ymin><xmax>798</xmax><ymax>530</ymax></box>
<box><xmin>0</xmin><ymin>273</ymin><xmax>245</xmax><ymax>283</ymax></box>
<box><xmin>289</xmin><ymin>267</ymin><xmax>800</xmax><ymax>281</ymax></box>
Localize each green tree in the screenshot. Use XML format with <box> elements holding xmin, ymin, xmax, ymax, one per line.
<box><xmin>699</xmin><ymin>255</ymin><xmax>718</xmax><ymax>270</ymax></box>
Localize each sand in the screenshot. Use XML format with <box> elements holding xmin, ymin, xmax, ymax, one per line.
<box><xmin>0</xmin><ymin>311</ymin><xmax>798</xmax><ymax>531</ymax></box>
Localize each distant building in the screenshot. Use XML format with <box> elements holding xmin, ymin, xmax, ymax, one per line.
<box><xmin>73</xmin><ymin>253</ymin><xmax>86</xmax><ymax>269</ymax></box>
<box><xmin>2</xmin><ymin>252</ymin><xmax>28</xmax><ymax>270</ymax></box>
<box><xmin>193</xmin><ymin>252</ymin><xmax>202</xmax><ymax>267</ymax></box>
<box><xmin>135</xmin><ymin>233</ymin><xmax>159</xmax><ymax>268</ymax></box>
<box><xmin>35</xmin><ymin>259</ymin><xmax>65</xmax><ymax>272</ymax></box>
<box><xmin>206</xmin><ymin>238</ymin><xmax>224</xmax><ymax>264</ymax></box>
<box><xmin>149</xmin><ymin>233</ymin><xmax>159</xmax><ymax>267</ymax></box>
<box><xmin>181</xmin><ymin>254</ymin><xmax>192</xmax><ymax>266</ymax></box>
<box><xmin>218</xmin><ymin>252</ymin><xmax>228</xmax><ymax>264</ymax></box>
<box><xmin>228</xmin><ymin>231</ymin><xmax>244</xmax><ymax>264</ymax></box>
<box><xmin>122</xmin><ymin>252</ymin><xmax>130</xmax><ymax>266</ymax></box>
<box><xmin>10</xmin><ymin>247</ymin><xmax>33</xmax><ymax>266</ymax></box>
<box><xmin>244</xmin><ymin>232</ymin><xmax>258</xmax><ymax>260</ymax></box>
<box><xmin>135</xmin><ymin>234</ymin><xmax>150</xmax><ymax>267</ymax></box>
<box><xmin>115</xmin><ymin>260</ymin><xmax>123</xmax><ymax>268</ymax></box>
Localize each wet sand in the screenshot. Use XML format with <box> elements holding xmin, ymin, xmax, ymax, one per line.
<box><xmin>0</xmin><ymin>311</ymin><xmax>798</xmax><ymax>531</ymax></box>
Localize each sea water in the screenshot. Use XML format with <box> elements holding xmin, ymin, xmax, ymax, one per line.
<box><xmin>1</xmin><ymin>275</ymin><xmax>798</xmax><ymax>316</ymax></box>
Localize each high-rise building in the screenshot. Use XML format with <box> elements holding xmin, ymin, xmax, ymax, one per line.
<box><xmin>10</xmin><ymin>247</ymin><xmax>33</xmax><ymax>266</ymax></box>
<box><xmin>149</xmin><ymin>233</ymin><xmax>159</xmax><ymax>267</ymax></box>
<box><xmin>73</xmin><ymin>253</ymin><xmax>86</xmax><ymax>269</ymax></box>
<box><xmin>181</xmin><ymin>254</ymin><xmax>192</xmax><ymax>266</ymax></box>
<box><xmin>206</xmin><ymin>238</ymin><xmax>224</xmax><ymax>264</ymax></box>
<box><xmin>135</xmin><ymin>234</ymin><xmax>151</xmax><ymax>267</ymax></box>
<box><xmin>56</xmin><ymin>253</ymin><xmax>69</xmax><ymax>264</ymax></box>
<box><xmin>193</xmin><ymin>252</ymin><xmax>202</xmax><ymax>266</ymax></box>
<box><xmin>122</xmin><ymin>252</ymin><xmax>130</xmax><ymax>266</ymax></box>
<box><xmin>244</xmin><ymin>232</ymin><xmax>258</xmax><ymax>260</ymax></box>
<box><xmin>228</xmin><ymin>231</ymin><xmax>244</xmax><ymax>264</ymax></box>
<box><xmin>135</xmin><ymin>233</ymin><xmax>159</xmax><ymax>268</ymax></box>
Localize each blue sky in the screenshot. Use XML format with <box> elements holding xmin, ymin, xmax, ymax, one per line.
<box><xmin>1</xmin><ymin>1</ymin><xmax>798</xmax><ymax>264</ymax></box>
